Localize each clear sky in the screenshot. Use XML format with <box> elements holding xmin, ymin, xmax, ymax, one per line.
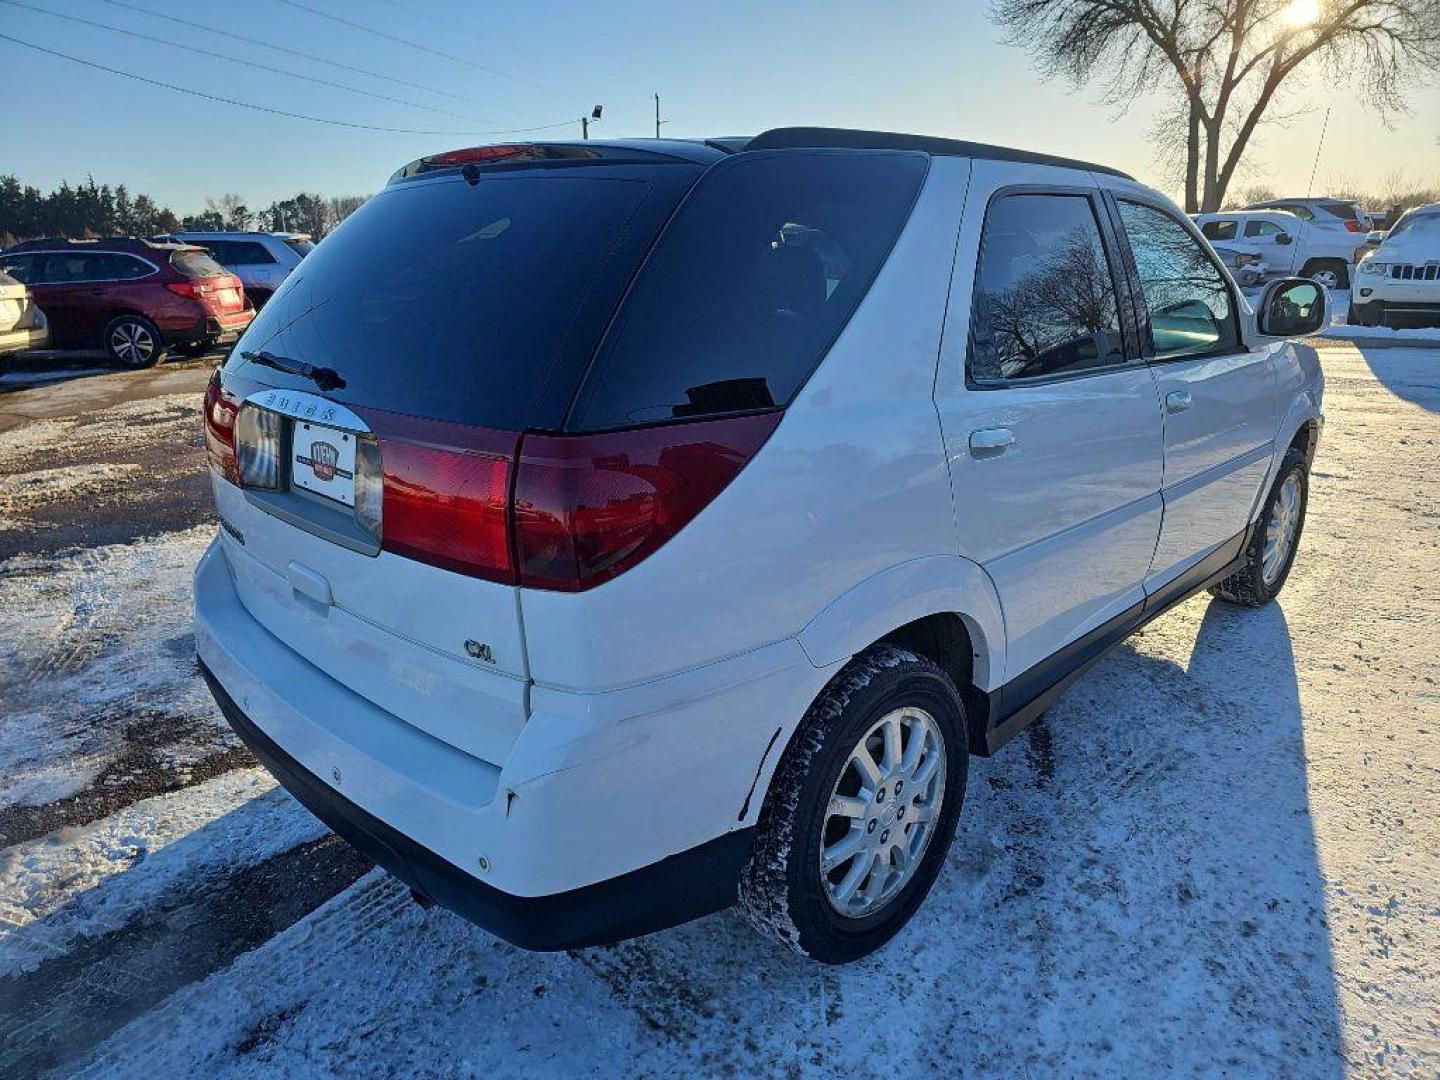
<box><xmin>3</xmin><ymin>0</ymin><xmax>1437</xmax><ymax>213</ymax></box>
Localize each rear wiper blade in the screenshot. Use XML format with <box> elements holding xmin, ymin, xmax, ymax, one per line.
<box><xmin>241</xmin><ymin>349</ymin><xmax>346</xmax><ymax>392</ymax></box>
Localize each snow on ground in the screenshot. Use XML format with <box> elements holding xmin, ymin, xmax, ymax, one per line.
<box><xmin>0</xmin><ymin>525</ymin><xmax>229</xmax><ymax>808</ymax></box>
<box><xmin>1</xmin><ymin>342</ymin><xmax>1436</xmax><ymax>1079</ymax></box>
<box><xmin>0</xmin><ymin>768</ymin><xmax>324</xmax><ymax>977</ymax></box>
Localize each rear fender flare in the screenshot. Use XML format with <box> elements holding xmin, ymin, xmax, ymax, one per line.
<box><xmin>796</xmin><ymin>554</ymin><xmax>1006</xmax><ymax>692</ymax></box>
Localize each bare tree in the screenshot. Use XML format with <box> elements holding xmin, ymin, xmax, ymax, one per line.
<box><xmin>993</xmin><ymin>0</ymin><xmax>1440</xmax><ymax>211</ymax></box>
<box><xmin>205</xmin><ymin>193</ymin><xmax>252</xmax><ymax>231</ymax></box>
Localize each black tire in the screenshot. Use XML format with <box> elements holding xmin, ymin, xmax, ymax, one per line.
<box><xmin>1210</xmin><ymin>446</ymin><xmax>1309</xmax><ymax>606</ymax></box>
<box><xmin>1300</xmin><ymin>258</ymin><xmax>1348</xmax><ymax>291</ymax></box>
<box><xmin>739</xmin><ymin>646</ymin><xmax>968</xmax><ymax>964</ymax></box>
<box><xmin>103</xmin><ymin>314</ymin><xmax>165</xmax><ymax>368</ymax></box>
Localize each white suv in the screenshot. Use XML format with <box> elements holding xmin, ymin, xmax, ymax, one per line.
<box><xmin>1350</xmin><ymin>203</ymin><xmax>1440</xmax><ymax>328</ymax></box>
<box><xmin>194</xmin><ymin>130</ymin><xmax>1327</xmax><ymax>963</ymax></box>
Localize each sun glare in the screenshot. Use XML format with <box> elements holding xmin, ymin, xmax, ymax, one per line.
<box><xmin>1283</xmin><ymin>0</ymin><xmax>1320</xmax><ymax>26</ymax></box>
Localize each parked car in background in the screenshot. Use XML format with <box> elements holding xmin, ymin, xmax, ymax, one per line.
<box><xmin>1246</xmin><ymin>197</ymin><xmax>1373</xmax><ymax>234</ymax></box>
<box><xmin>196</xmin><ymin>130</ymin><xmax>1327</xmax><ymax>964</ymax></box>
<box><xmin>155</xmin><ymin>231</ymin><xmax>313</xmax><ymax>309</ymax></box>
<box><xmin>1349</xmin><ymin>203</ymin><xmax>1440</xmax><ymax>328</ymax></box>
<box><xmin>1194</xmin><ymin>209</ymin><xmax>1355</xmax><ymax>289</ymax></box>
<box><xmin>0</xmin><ymin>269</ymin><xmax>50</xmax><ymax>370</ymax></box>
<box><xmin>1209</xmin><ymin>241</ymin><xmax>1268</xmax><ymax>287</ymax></box>
<box><xmin>0</xmin><ymin>238</ymin><xmax>253</xmax><ymax>367</ymax></box>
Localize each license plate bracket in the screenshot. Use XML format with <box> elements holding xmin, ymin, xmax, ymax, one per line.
<box><xmin>291</xmin><ymin>420</ymin><xmax>358</xmax><ymax>506</ymax></box>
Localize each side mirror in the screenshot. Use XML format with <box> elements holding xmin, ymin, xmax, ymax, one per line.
<box><xmin>1274</xmin><ymin>233</ymin><xmax>1293</xmax><ymax>245</ymax></box>
<box><xmin>1258</xmin><ymin>277</ymin><xmax>1327</xmax><ymax>338</ymax></box>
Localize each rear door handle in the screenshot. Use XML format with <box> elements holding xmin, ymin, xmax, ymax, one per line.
<box><xmin>1165</xmin><ymin>390</ymin><xmax>1193</xmax><ymax>414</ymax></box>
<box><xmin>968</xmin><ymin>427</ymin><xmax>1015</xmax><ymax>457</ymax></box>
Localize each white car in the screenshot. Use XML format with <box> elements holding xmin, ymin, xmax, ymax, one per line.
<box><xmin>0</xmin><ymin>269</ymin><xmax>50</xmax><ymax>369</ymax></box>
<box><xmin>156</xmin><ymin>231</ymin><xmax>313</xmax><ymax>309</ymax></box>
<box><xmin>1349</xmin><ymin>203</ymin><xmax>1440</xmax><ymax>328</ymax></box>
<box><xmin>194</xmin><ymin>130</ymin><xmax>1327</xmax><ymax>963</ymax></box>
<box><xmin>1194</xmin><ymin>209</ymin><xmax>1355</xmax><ymax>289</ymax></box>
<box><xmin>1247</xmin><ymin>197</ymin><xmax>1373</xmax><ymax>237</ymax></box>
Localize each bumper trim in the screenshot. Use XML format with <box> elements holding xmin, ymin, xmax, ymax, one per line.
<box><xmin>200</xmin><ymin>660</ymin><xmax>754</xmax><ymax>951</ymax></box>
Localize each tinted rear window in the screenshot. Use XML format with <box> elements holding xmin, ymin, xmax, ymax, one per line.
<box><xmin>285</xmin><ymin>238</ymin><xmax>315</xmax><ymax>255</ymax></box>
<box><xmin>170</xmin><ymin>249</ymin><xmax>229</xmax><ymax>278</ymax></box>
<box><xmin>565</xmin><ymin>151</ymin><xmax>928</xmax><ymax>431</ymax></box>
<box><xmin>226</xmin><ymin>172</ymin><xmax>677</xmax><ymax>428</ymax></box>
<box><xmin>1318</xmin><ymin>201</ymin><xmax>1361</xmax><ymax>221</ymax></box>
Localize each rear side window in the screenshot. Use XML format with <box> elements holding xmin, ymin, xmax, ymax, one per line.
<box><xmin>1245</xmin><ymin>220</ymin><xmax>1285</xmax><ymax>237</ymax></box>
<box><xmin>1201</xmin><ymin>220</ymin><xmax>1237</xmax><ymax>241</ymax></box>
<box><xmin>0</xmin><ymin>254</ymin><xmax>32</xmax><ymax>283</ymax></box>
<box><xmin>285</xmin><ymin>238</ymin><xmax>315</xmax><ymax>256</ymax></box>
<box><xmin>566</xmin><ymin>152</ymin><xmax>928</xmax><ymax>431</ymax></box>
<box><xmin>967</xmin><ymin>192</ymin><xmax>1126</xmax><ymax>383</ymax></box>
<box><xmin>1318</xmin><ymin>201</ymin><xmax>1361</xmax><ymax>221</ymax></box>
<box><xmin>208</xmin><ymin>240</ymin><xmax>277</xmax><ymax>265</ymax></box>
<box><xmin>1117</xmin><ymin>199</ymin><xmax>1238</xmax><ymax>360</ymax></box>
<box><xmin>171</xmin><ymin>249</ymin><xmax>229</xmax><ymax>278</ymax></box>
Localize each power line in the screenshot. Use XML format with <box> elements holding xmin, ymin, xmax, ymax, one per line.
<box><xmin>0</xmin><ymin>0</ymin><xmax>496</xmax><ymax>123</ymax></box>
<box><xmin>275</xmin><ymin>0</ymin><xmax>542</xmax><ymax>88</ymax></box>
<box><xmin>0</xmin><ymin>32</ymin><xmax>578</xmax><ymax>138</ymax></box>
<box><xmin>99</xmin><ymin>0</ymin><xmax>479</xmax><ymax>105</ymax></box>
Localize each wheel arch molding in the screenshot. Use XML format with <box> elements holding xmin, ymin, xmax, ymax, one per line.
<box><xmin>795</xmin><ymin>554</ymin><xmax>1006</xmax><ymax>695</ymax></box>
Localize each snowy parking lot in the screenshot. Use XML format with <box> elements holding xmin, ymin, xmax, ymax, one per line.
<box><xmin>1</xmin><ymin>340</ymin><xmax>1437</xmax><ymax>1078</ymax></box>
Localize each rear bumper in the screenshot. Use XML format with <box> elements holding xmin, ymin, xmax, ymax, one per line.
<box><xmin>201</xmin><ymin>659</ymin><xmax>752</xmax><ymax>950</ymax></box>
<box><xmin>192</xmin><ymin>536</ymin><xmax>781</xmax><ymax>949</ymax></box>
<box><xmin>0</xmin><ymin>325</ymin><xmax>49</xmax><ymax>355</ymax></box>
<box><xmin>164</xmin><ymin>310</ymin><xmax>254</xmax><ymax>346</ymax></box>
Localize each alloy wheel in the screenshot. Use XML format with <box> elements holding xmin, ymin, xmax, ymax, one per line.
<box><xmin>111</xmin><ymin>320</ymin><xmax>156</xmax><ymax>366</ymax></box>
<box><xmin>819</xmin><ymin>706</ymin><xmax>947</xmax><ymax>918</ymax></box>
<box><xmin>1262</xmin><ymin>471</ymin><xmax>1302</xmax><ymax>586</ymax></box>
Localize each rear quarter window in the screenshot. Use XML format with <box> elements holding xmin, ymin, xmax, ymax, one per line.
<box><xmin>565</xmin><ymin>151</ymin><xmax>928</xmax><ymax>431</ymax></box>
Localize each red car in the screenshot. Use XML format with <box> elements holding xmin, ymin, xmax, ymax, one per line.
<box><xmin>0</xmin><ymin>238</ymin><xmax>254</xmax><ymax>367</ymax></box>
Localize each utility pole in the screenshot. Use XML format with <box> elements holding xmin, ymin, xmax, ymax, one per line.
<box><xmin>654</xmin><ymin>93</ymin><xmax>665</xmax><ymax>138</ymax></box>
<box><xmin>581</xmin><ymin>104</ymin><xmax>603</xmax><ymax>140</ymax></box>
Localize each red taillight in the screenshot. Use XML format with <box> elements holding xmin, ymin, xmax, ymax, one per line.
<box><xmin>1344</xmin><ymin>219</ymin><xmax>1365</xmax><ymax>233</ymax></box>
<box><xmin>366</xmin><ymin>411</ymin><xmax>519</xmax><ymax>584</ymax></box>
<box><xmin>202</xmin><ymin>370</ymin><xmax>241</xmax><ymax>483</ymax></box>
<box><xmin>512</xmin><ymin>413</ymin><xmax>780</xmax><ymax>592</ymax></box>
<box><xmin>167</xmin><ymin>281</ymin><xmax>206</xmax><ymax>298</ymax></box>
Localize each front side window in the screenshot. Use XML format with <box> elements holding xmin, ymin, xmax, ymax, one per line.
<box><xmin>968</xmin><ymin>192</ymin><xmax>1125</xmax><ymax>383</ymax></box>
<box><xmin>1201</xmin><ymin>220</ymin><xmax>1237</xmax><ymax>241</ymax></box>
<box><xmin>1118</xmin><ymin>199</ymin><xmax>1239</xmax><ymax>360</ymax></box>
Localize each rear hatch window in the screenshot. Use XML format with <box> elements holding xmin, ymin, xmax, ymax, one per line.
<box><xmin>170</xmin><ymin>249</ymin><xmax>230</xmax><ymax>277</ymax></box>
<box><xmin>565</xmin><ymin>151</ymin><xmax>928</xmax><ymax>431</ymax></box>
<box><xmin>1318</xmin><ymin>201</ymin><xmax>1362</xmax><ymax>221</ymax></box>
<box><xmin>226</xmin><ymin>169</ymin><xmax>695</xmax><ymax>430</ymax></box>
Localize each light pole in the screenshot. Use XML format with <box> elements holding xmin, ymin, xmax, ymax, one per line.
<box><xmin>581</xmin><ymin>104</ymin><xmax>603</xmax><ymax>140</ymax></box>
